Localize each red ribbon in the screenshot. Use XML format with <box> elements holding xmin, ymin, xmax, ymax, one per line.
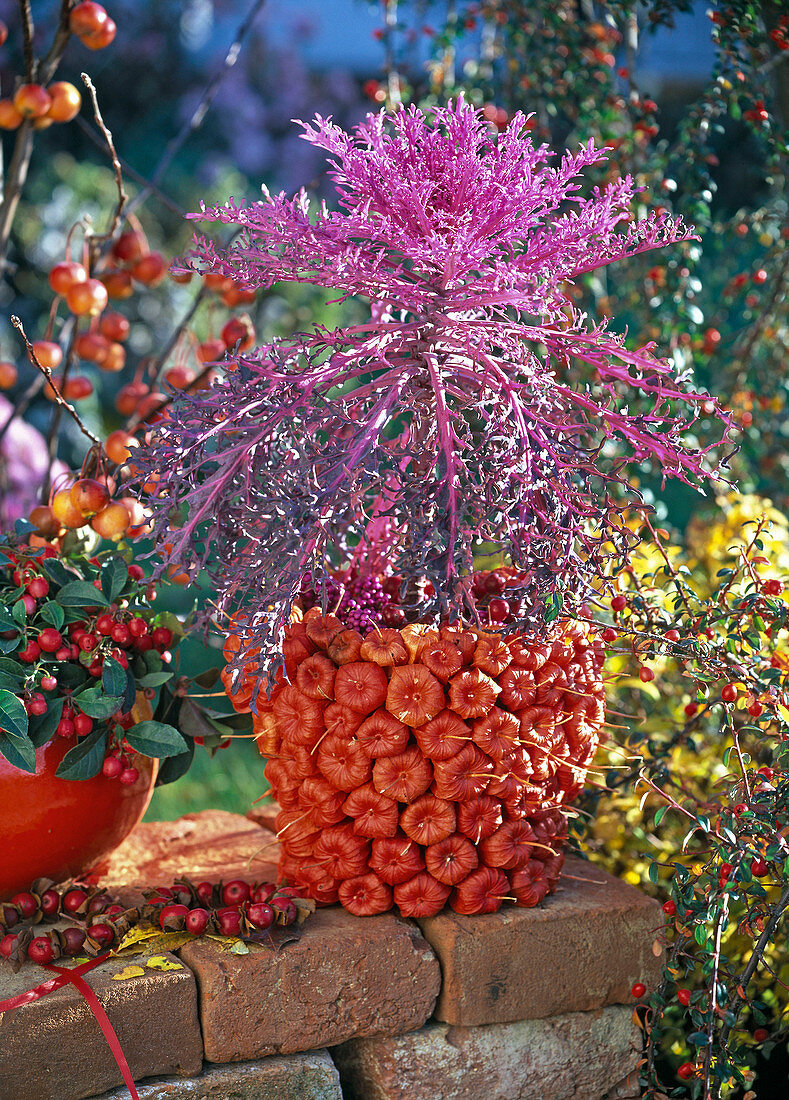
<box><xmin>0</xmin><ymin>953</ymin><xmax>139</xmax><ymax>1100</ymax></box>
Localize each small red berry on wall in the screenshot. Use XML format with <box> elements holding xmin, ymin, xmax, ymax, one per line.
<box><xmin>631</xmin><ymin>981</ymin><xmax>647</xmax><ymax>998</ymax></box>
<box><xmin>662</xmin><ymin>899</ymin><xmax>676</xmax><ymax>916</ymax></box>
<box><xmin>720</xmin><ymin>683</ymin><xmax>738</xmax><ymax>703</ymax></box>
<box><xmin>677</xmin><ymin>1062</ymin><xmax>695</xmax><ymax>1080</ymax></box>
<box><xmin>677</xmin><ymin>988</ymin><xmax>692</xmax><ymax>1007</ymax></box>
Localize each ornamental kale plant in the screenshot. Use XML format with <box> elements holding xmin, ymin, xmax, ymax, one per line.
<box><xmin>135</xmin><ymin>99</ymin><xmax>732</xmax><ymax>682</ymax></box>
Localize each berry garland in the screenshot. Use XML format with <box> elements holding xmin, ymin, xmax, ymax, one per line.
<box><xmin>0</xmin><ymin>877</ymin><xmax>313</xmax><ymax>969</ymax></box>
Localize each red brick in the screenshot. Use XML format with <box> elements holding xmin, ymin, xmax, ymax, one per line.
<box><xmin>179</xmin><ymin>907</ymin><xmax>440</xmax><ymax>1062</ymax></box>
<box><xmin>0</xmin><ymin>952</ymin><xmax>202</xmax><ymax>1100</ymax></box>
<box><xmin>332</xmin><ymin>1005</ymin><xmax>640</xmax><ymax>1100</ymax></box>
<box><xmin>417</xmin><ymin>855</ymin><xmax>663</xmax><ymax>1025</ymax></box>
<box><xmin>246</xmin><ymin>801</ymin><xmax>279</xmax><ymax>834</ymax></box>
<box><xmin>93</xmin><ymin>810</ymin><xmax>278</xmax><ymax>905</ymax></box>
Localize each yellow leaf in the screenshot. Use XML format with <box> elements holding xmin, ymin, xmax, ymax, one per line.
<box><xmin>111</xmin><ymin>965</ymin><xmax>145</xmax><ymax>981</ymax></box>
<box><xmin>116</xmin><ymin>923</ymin><xmax>159</xmax><ymax>953</ymax></box>
<box><xmin>229</xmin><ymin>939</ymin><xmax>250</xmax><ymax>955</ymax></box>
<box><xmin>146</xmin><ymin>956</ymin><xmax>182</xmax><ymax>971</ymax></box>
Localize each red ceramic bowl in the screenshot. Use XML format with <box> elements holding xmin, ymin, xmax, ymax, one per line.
<box><xmin>0</xmin><ymin>737</ymin><xmax>157</xmax><ymax>900</ymax></box>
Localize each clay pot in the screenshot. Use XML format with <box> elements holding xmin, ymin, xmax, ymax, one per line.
<box><xmin>0</xmin><ymin>738</ymin><xmax>157</xmax><ymax>900</ymax></box>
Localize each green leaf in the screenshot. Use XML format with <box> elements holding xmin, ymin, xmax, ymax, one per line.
<box><xmin>12</xmin><ymin>599</ymin><xmax>26</xmax><ymax>624</ymax></box>
<box><xmin>0</xmin><ymin>636</ymin><xmax>20</xmax><ymax>654</ymax></box>
<box><xmin>0</xmin><ymin>657</ymin><xmax>23</xmax><ymax>685</ymax></box>
<box><xmin>648</xmin><ymin>862</ymin><xmax>660</xmax><ymax>884</ymax></box>
<box><xmin>155</xmin><ymin>737</ymin><xmax>195</xmax><ymax>786</ymax></box>
<box><xmin>654</xmin><ymin>806</ymin><xmax>667</xmax><ymax>827</ymax></box>
<box><xmin>125</xmin><ymin>721</ymin><xmax>187</xmax><ymax>759</ymax></box>
<box><xmin>58</xmin><ymin>580</ymin><xmax>109</xmax><ymax>608</ymax></box>
<box><xmin>101</xmin><ymin>558</ymin><xmax>128</xmax><ymax>603</ymax></box>
<box><xmin>41</xmin><ymin>558</ymin><xmax>73</xmax><ymax>587</ymax></box>
<box><xmin>56</xmin><ymin>727</ymin><xmax>107</xmax><ymax>780</ymax></box>
<box><xmin>688</xmin><ymin>1031</ymin><xmax>710</xmax><ymax>1046</ymax></box>
<box><xmin>137</xmin><ymin>672</ymin><xmax>173</xmax><ymax>688</ymax></box>
<box><xmin>0</xmin><ymin>608</ymin><xmax>17</xmax><ymax>632</ymax></box>
<box><xmin>28</xmin><ymin>697</ymin><xmax>64</xmax><ymax>747</ymax></box>
<box><xmin>0</xmin><ymin>732</ymin><xmax>36</xmax><ymax>772</ymax></box>
<box><xmin>39</xmin><ymin>602</ymin><xmax>65</xmax><ymax>630</ymax></box>
<box><xmin>102</xmin><ymin>656</ymin><xmax>127</xmax><ymax>698</ymax></box>
<box><xmin>0</xmin><ymin>688</ymin><xmax>29</xmax><ymax>740</ymax></box>
<box><xmin>73</xmin><ymin>685</ymin><xmax>122</xmax><ymax>719</ymax></box>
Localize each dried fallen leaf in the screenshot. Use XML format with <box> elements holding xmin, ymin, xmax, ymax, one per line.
<box><xmin>652</xmin><ymin>939</ymin><xmax>663</xmax><ymax>957</ymax></box>
<box><xmin>116</xmin><ymin>923</ymin><xmax>159</xmax><ymax>953</ymax></box>
<box><xmin>293</xmin><ymin>897</ymin><xmax>316</xmax><ymax>924</ymax></box>
<box><xmin>146</xmin><ymin>956</ymin><xmax>182</xmax><ymax>971</ymax></box>
<box><xmin>111</xmin><ymin>965</ymin><xmax>145</xmax><ymax>981</ymax></box>
<box><xmin>229</xmin><ymin>939</ymin><xmax>250</xmax><ymax>955</ymax></box>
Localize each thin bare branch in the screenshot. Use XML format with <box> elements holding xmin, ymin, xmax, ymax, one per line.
<box><xmin>80</xmin><ymin>73</ymin><xmax>127</xmax><ymax>243</ymax></box>
<box><xmin>10</xmin><ymin>315</ymin><xmax>101</xmax><ymax>447</ymax></box>
<box><xmin>19</xmin><ymin>0</ymin><xmax>35</xmax><ymax>81</ymax></box>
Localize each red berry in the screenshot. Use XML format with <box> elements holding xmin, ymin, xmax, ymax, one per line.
<box><xmin>27</xmin><ymin>936</ymin><xmax>55</xmax><ymax>965</ymax></box>
<box><xmin>677</xmin><ymin>988</ymin><xmax>691</xmax><ymax>1007</ymax></box>
<box><xmin>720</xmin><ymin>862</ymin><xmax>733</xmax><ymax>879</ymax></box>
<box><xmin>37</xmin><ymin>628</ymin><xmax>62</xmax><ymax>652</ymax></box>
<box><xmin>683</xmin><ymin>701</ymin><xmax>698</xmax><ymax>718</ymax></box>
<box><xmin>677</xmin><ymin>1062</ymin><xmax>695</xmax><ymax>1080</ymax></box>
<box><xmin>665</xmin><ymin>629</ymin><xmax>680</xmax><ymax>642</ymax></box>
<box><xmin>119</xmin><ymin>766</ymin><xmax>139</xmax><ymax>786</ymax></box>
<box><xmin>88</xmin><ymin>922</ymin><xmax>115</xmax><ymax>948</ymax></box>
<box><xmin>61</xmin><ymin>927</ymin><xmax>87</xmax><ymax>956</ymax></box>
<box><xmin>721</xmin><ymin>683</ymin><xmax>738</xmax><ymax>703</ymax></box>
<box><xmin>754</xmin><ymin>1027</ymin><xmax>769</xmax><ymax>1042</ymax></box>
<box><xmin>185</xmin><ymin>908</ymin><xmax>210</xmax><ymax>935</ymax></box>
<box><xmin>270</xmin><ymin>897</ymin><xmax>296</xmax><ymax>923</ymax></box>
<box><xmin>101</xmin><ymin>755</ymin><xmax>123</xmax><ymax>779</ymax></box>
<box><xmin>763</xmin><ymin>578</ymin><xmax>783</xmax><ymax>596</ymax></box>
<box><xmin>128</xmin><ymin>564</ymin><xmax>145</xmax><ymax>581</ymax></box>
<box><xmin>220</xmin><ymin>315</ymin><xmax>255</xmax><ymax>351</ymax></box>
<box><xmin>96</xmin><ymin>613</ymin><xmax>114</xmax><ymax>635</ymax></box>
<box><xmin>55</xmin><ymin>647</ymin><xmax>71</xmax><ymax>661</ymax></box>
<box><xmin>662</xmin><ymin>899</ymin><xmax>677</xmax><ymax>916</ymax></box>
<box><xmin>40</xmin><ymin>675</ymin><xmax>58</xmax><ymax>692</ymax></box>
<box><xmin>247</xmin><ymin>902</ymin><xmax>274</xmax><ymax>930</ymax></box>
<box><xmin>26</xmin><ymin>576</ymin><xmax>49</xmax><ymax>599</ymax></box>
<box><xmin>62</xmin><ymin>888</ymin><xmax>88</xmax><ymax>914</ymax></box>
<box><xmin>751</xmin><ymin>859</ymin><xmax>768</xmax><ymax>876</ymax></box>
<box><xmin>25</xmin><ymin>694</ymin><xmax>47</xmax><ymax>716</ymax></box>
<box><xmin>21</xmin><ymin>593</ymin><xmax>37</xmax><ymax>615</ymax></box>
<box><xmin>215</xmin><ymin>907</ymin><xmax>243</xmax><ymax>936</ymax></box>
<box><xmin>733</xmin><ymin>803</ymin><xmax>747</xmax><ymax>816</ymax></box>
<box><xmin>631</xmin><ymin>982</ymin><xmax>647</xmax><ymax>998</ymax></box>
<box><xmin>222</xmin><ymin>880</ymin><xmax>251</xmax><ymax>907</ymax></box>
<box><xmin>159</xmin><ymin>903</ymin><xmax>189</xmax><ymax>931</ymax></box>
<box><xmin>10</xmin><ymin>891</ymin><xmax>37</xmax><ymax>918</ymax></box>
<box><xmin>152</xmin><ymin>626</ymin><xmax>172</xmax><ymax>649</ymax></box>
<box><xmin>748</xmin><ymin>700</ymin><xmax>764</xmax><ymax>717</ymax></box>
<box><xmin>74</xmin><ymin>713</ymin><xmax>93</xmax><ymax>737</ymax></box>
<box><xmin>251</xmin><ymin>883</ymin><xmax>276</xmax><ymax>904</ymax></box>
<box><xmin>49</xmin><ymin>261</ymin><xmax>87</xmax><ymax>296</ymax></box>
<box><xmin>601</xmin><ymin>626</ymin><xmax>617</xmax><ymax>643</ymax></box>
<box><xmin>487</xmin><ymin>597</ymin><xmax>509</xmax><ymax>622</ymax></box>
<box><xmin>638</xmin><ymin>667</ymin><xmax>655</xmax><ymax>682</ymax></box>
<box><xmin>111</xmin><ymin>623</ymin><xmax>131</xmax><ymax>646</ymax></box>
<box><xmin>0</xmin><ymin>933</ymin><xmax>18</xmax><ymax>959</ymax></box>
<box><xmin>128</xmin><ymin>617</ymin><xmax>147</xmax><ymax>637</ymax></box>
<box><xmin>611</xmin><ymin>594</ymin><xmax>627</xmax><ymax>611</ymax></box>
<box><xmin>195</xmin><ymin>881</ymin><xmax>214</xmax><ymax>905</ymax></box>
<box><xmin>40</xmin><ymin>889</ymin><xmax>60</xmax><ymax>916</ymax></box>
<box><xmin>55</xmin><ymin>717</ymin><xmax>76</xmax><ymax>739</ymax></box>
<box><xmin>18</xmin><ymin>640</ymin><xmax>41</xmax><ymax>663</ymax></box>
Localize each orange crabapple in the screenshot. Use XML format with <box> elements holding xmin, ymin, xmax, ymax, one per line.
<box><xmin>98</xmin><ymin>342</ymin><xmax>125</xmax><ymax>372</ymax></box>
<box><xmin>221</xmin><ymin>315</ymin><xmax>255</xmax><ymax>351</ymax></box>
<box><xmin>46</xmin><ymin>82</ymin><xmax>82</xmax><ymax>123</ymax></box>
<box><xmin>197</xmin><ymin>338</ymin><xmax>225</xmax><ymax>362</ymax></box>
<box><xmin>69</xmin><ymin>478</ymin><xmax>110</xmax><ymax>517</ymax></box>
<box><xmin>0</xmin><ymin>100</ymin><xmax>23</xmax><ymax>129</ymax></box>
<box><xmin>75</xmin><ymin>331</ymin><xmax>110</xmax><ymax>362</ymax></box>
<box><xmin>29</xmin><ymin>504</ymin><xmax>59</xmax><ymax>538</ymax></box>
<box><xmin>51</xmin><ymin>489</ymin><xmax>88</xmax><ymax>529</ymax></box>
<box><xmin>99</xmin><ymin>312</ymin><xmax>130</xmax><ymax>342</ymax></box>
<box><xmin>0</xmin><ymin>361</ymin><xmax>17</xmax><ymax>388</ymax></box>
<box><xmin>90</xmin><ymin>501</ymin><xmax>130</xmax><ymax>540</ymax></box>
<box><xmin>164</xmin><ymin>365</ymin><xmax>195</xmax><ymax>389</ymax></box>
<box><xmin>66</xmin><ymin>278</ymin><xmax>108</xmax><ymax>316</ymax></box>
<box><xmin>62</xmin><ymin>376</ymin><xmax>93</xmax><ymax>401</ymax></box>
<box><xmin>111</xmin><ymin>230</ymin><xmax>145</xmax><ymax>264</ymax></box>
<box><xmin>101</xmin><ymin>269</ymin><xmax>133</xmax><ymax>299</ymax></box>
<box><xmin>131</xmin><ymin>252</ymin><xmax>167</xmax><ymax>286</ymax></box>
<box><xmin>49</xmin><ymin>261</ymin><xmax>87</xmax><ymax>295</ymax></box>
<box><xmin>104</xmin><ymin>429</ymin><xmax>138</xmax><ymax>465</ymax></box>
<box><xmin>13</xmin><ymin>84</ymin><xmax>52</xmax><ymax>119</ymax></box>
<box><xmin>31</xmin><ymin>341</ymin><xmax>62</xmax><ymax>370</ymax></box>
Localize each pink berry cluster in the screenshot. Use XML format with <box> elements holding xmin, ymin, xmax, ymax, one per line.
<box><xmin>145</xmin><ymin>878</ymin><xmax>310</xmax><ymax>938</ymax></box>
